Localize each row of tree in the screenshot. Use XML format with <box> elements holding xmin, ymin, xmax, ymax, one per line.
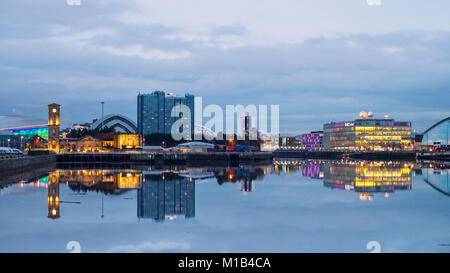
<box><xmin>143</xmin><ymin>133</ymin><xmax>263</xmax><ymax>148</ymax></box>
<box><xmin>66</xmin><ymin>126</ymin><xmax>115</xmax><ymax>138</ymax></box>
<box><xmin>66</xmin><ymin>127</ymin><xmax>264</xmax><ymax>148</ymax></box>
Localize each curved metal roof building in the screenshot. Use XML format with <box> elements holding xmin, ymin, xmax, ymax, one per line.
<box><xmin>90</xmin><ymin>114</ymin><xmax>137</xmax><ymax>133</ymax></box>
<box><xmin>421</xmin><ymin>117</ymin><xmax>450</xmax><ymax>146</ymax></box>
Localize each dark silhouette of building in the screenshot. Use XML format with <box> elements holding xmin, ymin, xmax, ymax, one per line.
<box><xmin>137</xmin><ymin>172</ymin><xmax>195</xmax><ymax>221</ymax></box>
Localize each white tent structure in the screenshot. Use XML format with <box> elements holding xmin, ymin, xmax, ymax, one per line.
<box><xmin>177</xmin><ymin>142</ymin><xmax>214</xmax><ymax>153</ymax></box>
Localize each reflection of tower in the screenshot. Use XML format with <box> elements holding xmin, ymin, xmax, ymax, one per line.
<box><xmin>48</xmin><ymin>172</ymin><xmax>60</xmax><ymax>219</ymax></box>
<box><xmin>48</xmin><ymin>103</ymin><xmax>61</xmax><ymax>152</ymax></box>
<box><xmin>240</xmin><ymin>179</ymin><xmax>253</xmax><ymax>192</ymax></box>
<box><xmin>185</xmin><ymin>179</ymin><xmax>195</xmax><ymax>218</ymax></box>
<box><xmin>137</xmin><ymin>174</ymin><xmax>195</xmax><ymax>221</ymax></box>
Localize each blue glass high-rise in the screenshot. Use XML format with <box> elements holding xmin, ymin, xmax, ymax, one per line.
<box><xmin>137</xmin><ymin>91</ymin><xmax>195</xmax><ymax>136</ymax></box>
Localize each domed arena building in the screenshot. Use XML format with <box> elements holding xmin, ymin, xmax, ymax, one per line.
<box><xmin>90</xmin><ymin>114</ymin><xmax>137</xmax><ymax>134</ymax></box>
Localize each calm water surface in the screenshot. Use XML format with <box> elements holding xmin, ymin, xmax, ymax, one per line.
<box><xmin>0</xmin><ymin>160</ymin><xmax>449</xmax><ymax>253</ymax></box>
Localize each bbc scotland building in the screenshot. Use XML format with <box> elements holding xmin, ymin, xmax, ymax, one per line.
<box><xmin>137</xmin><ymin>91</ymin><xmax>195</xmax><ymax>135</ymax></box>
<box><xmin>323</xmin><ymin>112</ymin><xmax>412</xmax><ymax>151</ymax></box>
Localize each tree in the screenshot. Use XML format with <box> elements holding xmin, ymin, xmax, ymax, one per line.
<box><xmin>67</xmin><ymin>126</ymin><xmax>115</xmax><ymax>139</ymax></box>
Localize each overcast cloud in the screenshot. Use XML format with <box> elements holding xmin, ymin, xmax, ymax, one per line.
<box><xmin>1</xmin><ymin>0</ymin><xmax>450</xmax><ymax>133</ymax></box>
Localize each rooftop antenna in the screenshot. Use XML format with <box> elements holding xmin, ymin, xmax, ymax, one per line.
<box><xmin>101</xmin><ymin>101</ymin><xmax>105</xmax><ymax>131</ymax></box>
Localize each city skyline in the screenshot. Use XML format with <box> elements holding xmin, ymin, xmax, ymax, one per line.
<box><xmin>2</xmin><ymin>0</ymin><xmax>450</xmax><ymax>257</ymax></box>
<box><xmin>1</xmin><ymin>1</ymin><xmax>450</xmax><ymax>134</ymax></box>
<box><xmin>0</xmin><ymin>98</ymin><xmax>441</xmax><ymax>136</ymax></box>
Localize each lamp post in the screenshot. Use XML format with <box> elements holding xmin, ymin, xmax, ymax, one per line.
<box><xmin>101</xmin><ymin>101</ymin><xmax>105</xmax><ymax>132</ymax></box>
<box><xmin>101</xmin><ymin>195</ymin><xmax>104</xmax><ymax>218</ymax></box>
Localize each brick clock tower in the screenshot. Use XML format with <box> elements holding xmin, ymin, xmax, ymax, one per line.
<box><xmin>48</xmin><ymin>103</ymin><xmax>60</xmax><ymax>152</ymax></box>
<box><xmin>48</xmin><ymin>172</ymin><xmax>60</xmax><ymax>219</ymax></box>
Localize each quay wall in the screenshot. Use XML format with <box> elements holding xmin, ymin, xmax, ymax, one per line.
<box><xmin>418</xmin><ymin>152</ymin><xmax>450</xmax><ymax>161</ymax></box>
<box><xmin>56</xmin><ymin>152</ymin><xmax>273</xmax><ymax>165</ymax></box>
<box><xmin>274</xmin><ymin>151</ymin><xmax>344</xmax><ymax>159</ymax></box>
<box><xmin>349</xmin><ymin>151</ymin><xmax>417</xmax><ymax>161</ymax></box>
<box><xmin>274</xmin><ymin>150</ymin><xmax>418</xmax><ymax>161</ymax></box>
<box><xmin>0</xmin><ymin>155</ymin><xmax>56</xmax><ymax>177</ymax></box>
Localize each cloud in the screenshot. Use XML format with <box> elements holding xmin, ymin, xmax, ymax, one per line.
<box><xmin>105</xmin><ymin>241</ymin><xmax>190</xmax><ymax>253</ymax></box>
<box><xmin>210</xmin><ymin>24</ymin><xmax>248</xmax><ymax>36</ymax></box>
<box><xmin>95</xmin><ymin>45</ymin><xmax>190</xmax><ymax>60</ymax></box>
<box><xmin>0</xmin><ymin>1</ymin><xmax>450</xmax><ymax>133</ymax></box>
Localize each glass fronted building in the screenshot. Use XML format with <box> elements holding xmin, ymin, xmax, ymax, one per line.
<box><xmin>301</xmin><ymin>131</ymin><xmax>323</xmax><ymax>150</ymax></box>
<box><xmin>0</xmin><ymin>115</ymin><xmax>49</xmax><ymax>144</ymax></box>
<box><xmin>9</xmin><ymin>126</ymin><xmax>48</xmax><ymax>141</ymax></box>
<box><xmin>137</xmin><ymin>91</ymin><xmax>195</xmax><ymax>136</ymax></box>
<box><xmin>421</xmin><ymin>117</ymin><xmax>450</xmax><ymax>151</ymax></box>
<box><xmin>323</xmin><ymin>117</ymin><xmax>412</xmax><ymax>151</ymax></box>
<box><xmin>278</xmin><ymin>135</ymin><xmax>302</xmax><ymax>150</ymax></box>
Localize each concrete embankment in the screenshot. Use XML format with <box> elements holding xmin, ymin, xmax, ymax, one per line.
<box><xmin>56</xmin><ymin>152</ymin><xmax>273</xmax><ymax>166</ymax></box>
<box><xmin>274</xmin><ymin>150</ymin><xmax>418</xmax><ymax>161</ymax></box>
<box><xmin>349</xmin><ymin>151</ymin><xmax>417</xmax><ymax>161</ymax></box>
<box><xmin>418</xmin><ymin>152</ymin><xmax>450</xmax><ymax>161</ymax></box>
<box><xmin>184</xmin><ymin>152</ymin><xmax>273</xmax><ymax>166</ymax></box>
<box><xmin>274</xmin><ymin>151</ymin><xmax>344</xmax><ymax>160</ymax></box>
<box><xmin>0</xmin><ymin>155</ymin><xmax>56</xmax><ymax>184</ymax></box>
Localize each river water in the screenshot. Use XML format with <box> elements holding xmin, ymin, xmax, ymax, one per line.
<box><xmin>0</xmin><ymin>159</ymin><xmax>449</xmax><ymax>253</ymax></box>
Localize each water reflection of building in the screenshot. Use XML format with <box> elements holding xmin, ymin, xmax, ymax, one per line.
<box><xmin>57</xmin><ymin>169</ymin><xmax>142</xmax><ymax>191</ymax></box>
<box><xmin>272</xmin><ymin>160</ymin><xmax>302</xmax><ymax>175</ymax></box>
<box><xmin>422</xmin><ymin>163</ymin><xmax>450</xmax><ymax>196</ymax></box>
<box><xmin>240</xmin><ymin>180</ymin><xmax>253</xmax><ymax>193</ymax></box>
<box><xmin>46</xmin><ymin>169</ymin><xmax>142</xmax><ymax>219</ymax></box>
<box><xmin>273</xmin><ymin>159</ymin><xmax>324</xmax><ymax>178</ymax></box>
<box><xmin>323</xmin><ymin>161</ymin><xmax>412</xmax><ymax>200</ymax></box>
<box><xmin>301</xmin><ymin>161</ymin><xmax>323</xmax><ymax>179</ymax></box>
<box><xmin>213</xmin><ymin>166</ymin><xmax>270</xmax><ymax>193</ymax></box>
<box><xmin>48</xmin><ymin>172</ymin><xmax>60</xmax><ymax>219</ymax></box>
<box><xmin>137</xmin><ymin>171</ymin><xmax>195</xmax><ymax>221</ymax></box>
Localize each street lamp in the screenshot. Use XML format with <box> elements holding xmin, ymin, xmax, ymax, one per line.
<box><xmin>101</xmin><ymin>195</ymin><xmax>104</xmax><ymax>218</ymax></box>
<box><xmin>101</xmin><ymin>101</ymin><xmax>105</xmax><ymax>132</ymax></box>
